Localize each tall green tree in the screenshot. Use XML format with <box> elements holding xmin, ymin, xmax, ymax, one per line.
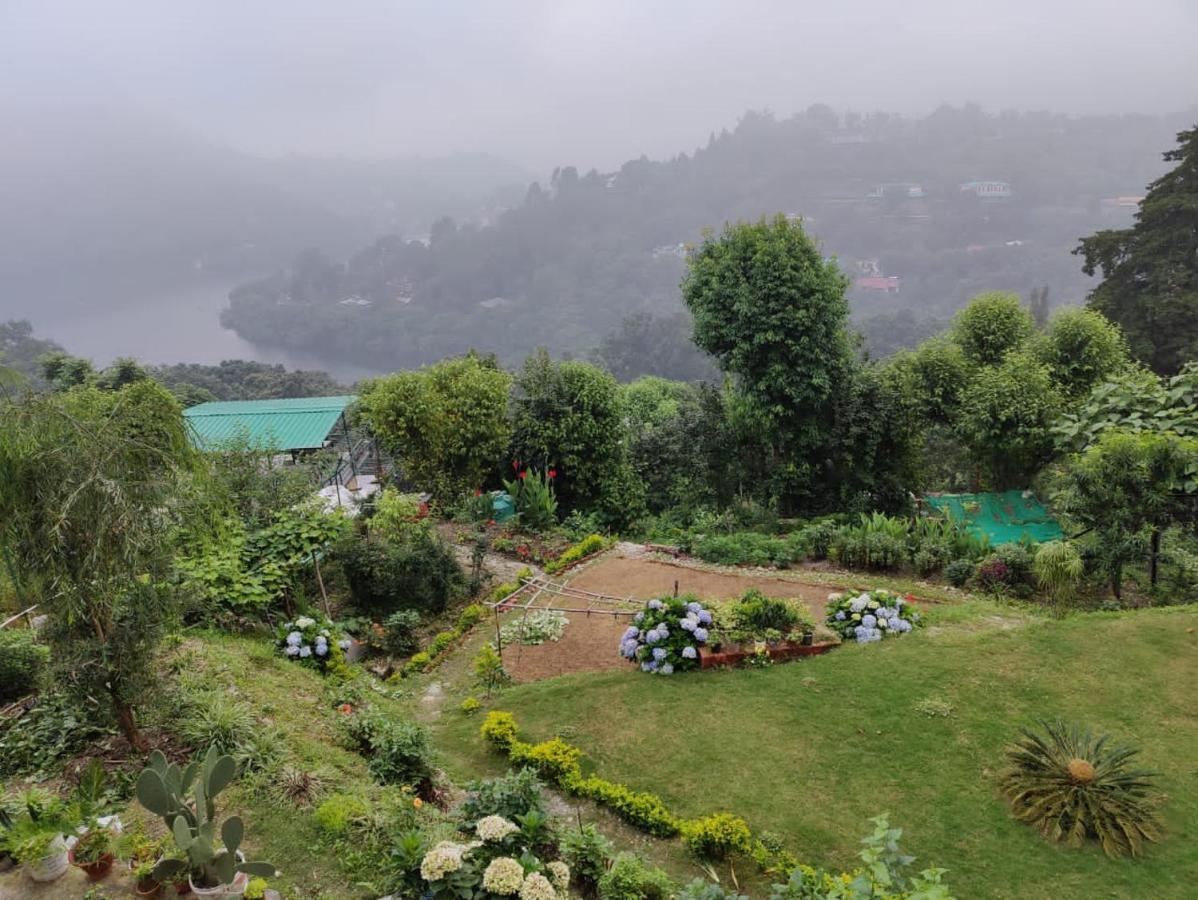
<box><xmin>1076</xmin><ymin>125</ymin><xmax>1198</xmax><ymax>374</ymax></box>
<box><xmin>509</xmin><ymin>350</ymin><xmax>645</xmax><ymax>526</ymax></box>
<box><xmin>359</xmin><ymin>353</ymin><xmax>512</xmax><ymax>499</ymax></box>
<box><xmin>681</xmin><ymin>214</ymin><xmax>852</xmax><ymax>510</ymax></box>
<box><xmin>956</xmin><ymin>351</ymin><xmax>1061</xmax><ymax>488</ymax></box>
<box><xmin>0</xmin><ymin>381</ymin><xmax>199</xmax><ymax>749</ymax></box>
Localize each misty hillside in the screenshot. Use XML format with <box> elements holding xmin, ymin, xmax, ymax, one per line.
<box><xmin>221</xmin><ymin>104</ymin><xmax>1188</xmax><ymax>370</ymax></box>
<box><xmin>0</xmin><ymin>102</ymin><xmax>528</xmax><ymax>286</ymax></box>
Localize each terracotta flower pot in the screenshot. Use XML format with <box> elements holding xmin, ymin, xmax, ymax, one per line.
<box><xmin>68</xmin><ymin>845</ymin><xmax>115</xmax><ymax>880</ymax></box>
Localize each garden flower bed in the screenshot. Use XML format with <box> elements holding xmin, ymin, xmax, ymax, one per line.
<box><xmin>698</xmin><ymin>639</ymin><xmax>837</xmax><ymax>668</ymax></box>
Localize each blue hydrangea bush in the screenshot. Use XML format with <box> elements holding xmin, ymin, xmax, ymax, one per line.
<box><xmin>276</xmin><ymin>615</ymin><xmax>351</xmax><ymax>673</ymax></box>
<box><xmin>825</xmin><ymin>590</ymin><xmax>921</xmax><ymax>644</ymax></box>
<box><xmin>618</xmin><ymin>595</ymin><xmax>713</xmax><ymax>675</ymax></box>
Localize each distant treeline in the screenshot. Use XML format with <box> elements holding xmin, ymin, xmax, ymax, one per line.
<box><xmin>221</xmin><ymin>103</ymin><xmax>1184</xmax><ymax>375</ymax></box>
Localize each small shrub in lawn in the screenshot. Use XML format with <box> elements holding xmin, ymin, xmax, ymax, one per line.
<box><xmin>681</xmin><ymin>812</ymin><xmax>753</xmax><ymax>860</ymax></box>
<box><xmin>826</xmin><ymin>590</ymin><xmax>921</xmax><ymax>643</ymax></box>
<box><xmin>458</xmin><ymin>767</ymin><xmax>547</xmax><ymax>825</ymax></box>
<box><xmin>944</xmin><ymin>558</ymin><xmax>975</xmax><ymax>587</ymax></box>
<box><xmin>381</xmin><ymin>609</ymin><xmax>421</xmax><ymax>656</ymax></box>
<box><xmin>999</xmin><ymin>720</ymin><xmax>1162</xmax><ymax>858</ymax></box>
<box><xmin>459</xmin><ymin>696</ymin><xmax>481</xmax><ymax>715</ymax></box>
<box><xmin>597</xmin><ymin>853</ymin><xmax>675</xmax><ymax>900</ymax></box>
<box><xmin>0</xmin><ymin>629</ymin><xmax>48</xmax><ymax>704</ymax></box>
<box><xmin>313</xmin><ymin>794</ymin><xmax>369</xmax><ymax>836</ymax></box>
<box><xmin>618</xmin><ymin>595</ymin><xmax>713</xmax><ymax>674</ymax></box>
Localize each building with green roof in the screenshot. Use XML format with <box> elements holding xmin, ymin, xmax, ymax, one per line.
<box><xmin>182</xmin><ymin>395</ymin><xmax>357</xmax><ymax>453</ymax></box>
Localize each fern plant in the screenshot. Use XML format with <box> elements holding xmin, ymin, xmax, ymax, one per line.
<box><xmin>999</xmin><ymin>720</ymin><xmax>1162</xmax><ymax>858</ymax></box>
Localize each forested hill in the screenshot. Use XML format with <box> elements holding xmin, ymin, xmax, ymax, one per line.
<box><xmin>222</xmin><ymin>105</ymin><xmax>1191</xmax><ymax>372</ymax></box>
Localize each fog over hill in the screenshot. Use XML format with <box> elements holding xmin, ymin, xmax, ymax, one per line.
<box><xmin>1</xmin><ymin>0</ymin><xmax>1195</xmax><ymax>370</ymax></box>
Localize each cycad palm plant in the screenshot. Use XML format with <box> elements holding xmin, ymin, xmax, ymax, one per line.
<box><xmin>999</xmin><ymin>720</ymin><xmax>1162</xmax><ymax>858</ymax></box>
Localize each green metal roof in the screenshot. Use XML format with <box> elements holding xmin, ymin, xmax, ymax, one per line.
<box><xmin>183</xmin><ymin>396</ymin><xmax>356</xmax><ymax>451</ymax></box>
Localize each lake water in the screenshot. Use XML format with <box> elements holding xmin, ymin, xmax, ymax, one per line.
<box><xmin>1</xmin><ymin>270</ymin><xmax>381</xmax><ymax>384</ymax></box>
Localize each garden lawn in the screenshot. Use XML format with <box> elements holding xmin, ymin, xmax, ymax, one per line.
<box><xmin>432</xmin><ymin>605</ymin><xmax>1198</xmax><ymax>900</ymax></box>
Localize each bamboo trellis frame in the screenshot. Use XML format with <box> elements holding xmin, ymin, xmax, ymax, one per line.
<box><xmin>485</xmin><ymin>574</ymin><xmax>642</xmax><ymax>663</ymax></box>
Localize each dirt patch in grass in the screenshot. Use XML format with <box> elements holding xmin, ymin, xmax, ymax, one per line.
<box><xmin>499</xmin><ymin>611</ymin><xmax>633</xmax><ymax>682</ymax></box>
<box><xmin>566</xmin><ymin>554</ymin><xmax>842</xmax><ymax>619</ymax></box>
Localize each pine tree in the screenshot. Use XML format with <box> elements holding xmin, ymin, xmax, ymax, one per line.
<box><xmin>1076</xmin><ymin>125</ymin><xmax>1198</xmax><ymax>373</ymax></box>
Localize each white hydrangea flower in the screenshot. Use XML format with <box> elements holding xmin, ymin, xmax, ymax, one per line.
<box><xmin>419</xmin><ymin>841</ymin><xmax>464</xmax><ymax>881</ymax></box>
<box><xmin>519</xmin><ymin>871</ymin><xmax>557</xmax><ymax>900</ymax></box>
<box><xmin>546</xmin><ymin>860</ymin><xmax>570</xmax><ymax>891</ymax></box>
<box><xmin>295</xmin><ymin>616</ymin><xmax>316</xmax><ymax>629</ymax></box>
<box><xmin>476</xmin><ymin>814</ymin><xmax>520</xmax><ymax>842</ymax></box>
<box><xmin>482</xmin><ymin>857</ymin><xmax>525</xmax><ymax>895</ymax></box>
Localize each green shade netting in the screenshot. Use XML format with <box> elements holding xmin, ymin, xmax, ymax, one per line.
<box><xmin>924</xmin><ymin>490</ymin><xmax>1064</xmax><ymax>544</ymax></box>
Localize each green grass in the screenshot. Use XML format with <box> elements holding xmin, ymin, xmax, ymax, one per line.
<box><xmin>430</xmin><ymin>605</ymin><xmax>1198</xmax><ymax>899</ymax></box>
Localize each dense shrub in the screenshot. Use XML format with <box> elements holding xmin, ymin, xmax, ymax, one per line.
<box><xmin>380</xmin><ymin>609</ymin><xmax>421</xmax><ymax>656</ymax></box>
<box><xmin>912</xmin><ymin>544</ymin><xmax>952</xmax><ymax>576</ymax></box>
<box><xmin>693</xmin><ymin>532</ymin><xmax>804</xmax><ymax>568</ymax></box>
<box><xmin>945</xmin><ymin>558</ymin><xmax>976</xmax><ymax>587</ymax></box>
<box><xmin>458</xmin><ymin>768</ymin><xmax>547</xmax><ymax>826</ymax></box>
<box><xmin>681</xmin><ymin>812</ymin><xmax>753</xmax><ymax>860</ymax></box>
<box><xmin>976</xmin><ymin>543</ymin><xmax>1035</xmax><ymax>593</ymax></box>
<box><xmin>0</xmin><ymin>629</ymin><xmax>48</xmax><ymax>704</ymax></box>
<box><xmin>598</xmin><ymin>853</ymin><xmax>675</xmax><ymax>900</ymax></box>
<box><xmin>560</xmin><ymin>823</ymin><xmax>614</xmax><ymax>891</ymax></box>
<box><xmin>337</xmin><ymin>531</ymin><xmax>465</xmax><ymax>614</ymax></box>
<box><xmin>727</xmin><ymin>590</ymin><xmax>806</xmax><ymax>637</ymax></box>
<box><xmin>829</xmin><ymin>530</ymin><xmax>906</xmax><ymax>571</ymax></box>
<box><xmin>795</xmin><ymin>518</ymin><xmax>841</xmax><ymax>560</ymax></box>
<box><xmin>367</xmin><ymin>719</ymin><xmax>435</xmax><ymax>791</ymax></box>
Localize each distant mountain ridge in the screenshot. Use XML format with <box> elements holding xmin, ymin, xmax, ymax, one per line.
<box><xmin>220</xmin><ymin>104</ymin><xmax>1193</xmax><ymax>370</ymax></box>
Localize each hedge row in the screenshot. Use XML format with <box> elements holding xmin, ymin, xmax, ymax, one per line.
<box><xmin>480</xmin><ymin>710</ymin><xmax>794</xmax><ymax>871</ymax></box>
<box><xmin>398</xmin><ymin>602</ymin><xmax>487</xmax><ymax>676</ymax></box>
<box><xmin>543</xmin><ymin>534</ymin><xmax>612</xmax><ymax>575</ymax></box>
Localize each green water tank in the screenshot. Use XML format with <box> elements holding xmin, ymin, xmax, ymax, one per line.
<box><xmin>491</xmin><ymin>492</ymin><xmax>517</xmax><ymax>523</ymax></box>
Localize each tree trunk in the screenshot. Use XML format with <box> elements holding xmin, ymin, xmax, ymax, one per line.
<box><xmin>1111</xmin><ymin>563</ymin><xmax>1123</xmax><ymax>601</ymax></box>
<box><xmin>1149</xmin><ymin>527</ymin><xmax>1161</xmax><ymax>588</ymax></box>
<box><xmin>115</xmin><ymin>700</ymin><xmax>149</xmax><ymax>753</ymax></box>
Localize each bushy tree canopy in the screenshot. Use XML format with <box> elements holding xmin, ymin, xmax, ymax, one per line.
<box><xmin>359</xmin><ymin>353</ymin><xmax>512</xmax><ymax>498</ymax></box>
<box><xmin>956</xmin><ymin>351</ymin><xmax>1061</xmax><ymax>488</ymax></box>
<box><xmin>509</xmin><ymin>350</ymin><xmax>644</xmax><ymax>525</ymax></box>
<box><xmin>951</xmin><ymin>291</ymin><xmax>1034</xmax><ymax>367</ymax></box>
<box><xmin>1034</xmin><ymin>307</ymin><xmax>1130</xmax><ymax>399</ymax></box>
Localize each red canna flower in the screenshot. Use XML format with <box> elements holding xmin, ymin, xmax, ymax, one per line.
<box><xmin>519</xmin><ymin>470</ymin><xmax>528</xmax><ymax>479</ymax></box>
<box><xmin>548</xmin><ymin>469</ymin><xmax>557</xmax><ymax>479</ymax></box>
<box><xmin>473</xmin><ymin>488</ymin><xmax>482</xmax><ymax>496</ymax></box>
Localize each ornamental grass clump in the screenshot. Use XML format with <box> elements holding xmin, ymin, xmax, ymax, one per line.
<box><xmin>618</xmin><ymin>595</ymin><xmax>713</xmax><ymax>674</ymax></box>
<box><xmin>825</xmin><ymin>590</ymin><xmax>920</xmax><ymax>644</ymax></box>
<box><xmin>999</xmin><ymin>720</ymin><xmax>1163</xmax><ymax>858</ymax></box>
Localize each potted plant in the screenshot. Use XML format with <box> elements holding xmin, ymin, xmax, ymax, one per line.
<box><xmin>119</xmin><ymin>827</ymin><xmax>169</xmax><ymax>897</ymax></box>
<box><xmin>69</xmin><ymin>823</ymin><xmax>117</xmax><ymax>879</ymax></box>
<box><xmin>135</xmin><ymin>747</ymin><xmax>274</xmax><ymax>897</ymax></box>
<box><xmin>0</xmin><ymin>790</ymin><xmax>72</xmax><ymax>883</ymax></box>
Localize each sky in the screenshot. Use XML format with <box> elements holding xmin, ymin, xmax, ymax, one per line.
<box><xmin>3</xmin><ymin>0</ymin><xmax>1198</xmax><ymax>172</ymax></box>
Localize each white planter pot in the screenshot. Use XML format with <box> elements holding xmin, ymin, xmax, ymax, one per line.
<box><xmin>190</xmin><ymin>868</ymin><xmax>248</xmax><ymax>897</ymax></box>
<box><xmin>26</xmin><ymin>834</ymin><xmax>69</xmax><ymax>882</ymax></box>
